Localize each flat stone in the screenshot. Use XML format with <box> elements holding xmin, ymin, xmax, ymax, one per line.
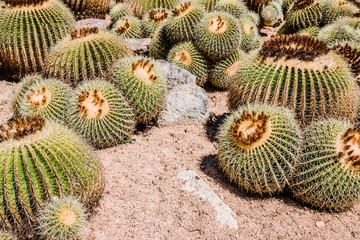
<box><xmin>123</xmin><ymin>38</ymin><xmax>151</xmax><ymax>55</ymax></box>
<box><xmin>76</xmin><ymin>17</ymin><xmax>111</xmax><ymax>31</ymax></box>
<box><xmin>316</xmin><ymin>221</ymin><xmax>325</xmax><ymax>228</ymax></box>
<box><xmin>157</xmin><ymin>60</ymin><xmax>196</xmax><ymax>90</ymax></box>
<box><xmin>158</xmin><ymin>84</ymin><xmax>211</xmax><ymax>126</ymax></box>
<box><xmin>178</xmin><ymin>170</ymin><xmax>238</xmax><ymax>230</ymax></box>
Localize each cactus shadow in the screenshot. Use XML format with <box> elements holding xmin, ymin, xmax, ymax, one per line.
<box><xmin>199</xmin><ymin>154</ymin><xmax>307</xmax><ymax>209</ymax></box>
<box><xmin>205</xmin><ymin>113</ymin><xmax>229</xmax><ymax>142</ymax></box>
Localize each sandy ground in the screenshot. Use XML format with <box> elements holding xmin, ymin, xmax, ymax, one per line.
<box><xmin>1</xmin><ymin>81</ymin><xmax>360</xmax><ymax>240</ymax></box>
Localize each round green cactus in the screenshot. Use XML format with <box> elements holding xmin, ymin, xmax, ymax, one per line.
<box><xmin>291</xmin><ymin>119</ymin><xmax>360</xmax><ymax>211</ymax></box>
<box><xmin>214</xmin><ymin>0</ymin><xmax>248</xmax><ymax>18</ymax></box>
<box><xmin>109</xmin><ymin>56</ymin><xmax>167</xmax><ymax>123</ymax></box>
<box><xmin>113</xmin><ymin>16</ymin><xmax>142</xmax><ymax>39</ymax></box>
<box><xmin>0</xmin><ymin>115</ymin><xmax>104</xmax><ymax>235</ymax></box>
<box><xmin>128</xmin><ymin>0</ymin><xmax>180</xmax><ymax>16</ymax></box>
<box><xmin>284</xmin><ymin>0</ymin><xmax>323</xmax><ymax>33</ymax></box>
<box><xmin>261</xmin><ymin>1</ymin><xmax>282</xmax><ymax>26</ymax></box>
<box><xmin>68</xmin><ymin>80</ymin><xmax>135</xmax><ymax>149</ymax></box>
<box><xmin>298</xmin><ymin>26</ymin><xmax>321</xmax><ymax>37</ymax></box>
<box><xmin>37</xmin><ymin>196</ymin><xmax>88</xmax><ymax>240</ymax></box>
<box><xmin>11</xmin><ymin>74</ymin><xmax>43</xmax><ymax>116</ymax></box>
<box><xmin>228</xmin><ymin>34</ymin><xmax>359</xmax><ymax>127</ymax></box>
<box><xmin>165</xmin><ymin>2</ymin><xmax>205</xmax><ymax>44</ymax></box>
<box><xmin>44</xmin><ymin>27</ymin><xmax>132</xmax><ymax>87</ymax></box>
<box><xmin>110</xmin><ymin>2</ymin><xmax>133</xmax><ymax>22</ymax></box>
<box><xmin>218</xmin><ymin>104</ymin><xmax>301</xmax><ymax>196</ymax></box>
<box><xmin>149</xmin><ymin>23</ymin><xmax>172</xmax><ymax>59</ymax></box>
<box><xmin>316</xmin><ymin>22</ymin><xmax>360</xmax><ymax>47</ymax></box>
<box><xmin>239</xmin><ymin>17</ymin><xmax>261</xmax><ymax>51</ymax></box>
<box><xmin>141</xmin><ymin>8</ymin><xmax>169</xmax><ymax>38</ymax></box>
<box><xmin>210</xmin><ymin>50</ymin><xmax>246</xmax><ymax>89</ymax></box>
<box><xmin>196</xmin><ymin>0</ymin><xmax>219</xmax><ymax>11</ymax></box>
<box><xmin>15</xmin><ymin>78</ymin><xmax>72</xmax><ymax>124</ymax></box>
<box><xmin>246</xmin><ymin>10</ymin><xmax>260</xmax><ymax>25</ymax></box>
<box><xmin>322</xmin><ymin>0</ymin><xmax>358</xmax><ymax>24</ymax></box>
<box><xmin>167</xmin><ymin>41</ymin><xmax>209</xmax><ymax>86</ymax></box>
<box><xmin>0</xmin><ymin>0</ymin><xmax>75</xmax><ymax>80</ymax></box>
<box><xmin>194</xmin><ymin>11</ymin><xmax>242</xmax><ymax>61</ymax></box>
<box><xmin>62</xmin><ymin>0</ymin><xmax>110</xmax><ymax>19</ymax></box>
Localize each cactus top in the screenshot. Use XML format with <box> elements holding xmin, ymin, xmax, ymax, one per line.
<box><xmin>173</xmin><ymin>49</ymin><xmax>192</xmax><ymax>66</ymax></box>
<box><xmin>78</xmin><ymin>90</ymin><xmax>110</xmax><ymax>119</ymax></box>
<box><xmin>337</xmin><ymin>127</ymin><xmax>360</xmax><ymax>173</ymax></box>
<box><xmin>115</xmin><ymin>19</ymin><xmax>131</xmax><ymax>34</ymax></box>
<box><xmin>230</xmin><ymin>110</ymin><xmax>271</xmax><ymax>150</ymax></box>
<box><xmin>26</xmin><ymin>87</ymin><xmax>51</xmax><ymax>110</ymax></box>
<box><xmin>0</xmin><ymin>115</ymin><xmax>45</xmax><ymax>143</ymax></box>
<box><xmin>259</xmin><ymin>35</ymin><xmax>335</xmax><ymax>70</ymax></box>
<box><xmin>334</xmin><ymin>44</ymin><xmax>360</xmax><ymax>80</ymax></box>
<box><xmin>149</xmin><ymin>9</ymin><xmax>168</xmax><ymax>23</ymax></box>
<box><xmin>131</xmin><ymin>59</ymin><xmax>159</xmax><ymax>84</ymax></box>
<box><xmin>208</xmin><ymin>15</ymin><xmax>228</xmax><ymax>34</ymax></box>
<box><xmin>172</xmin><ymin>2</ymin><xmax>192</xmax><ymax>16</ymax></box>
<box><xmin>292</xmin><ymin>0</ymin><xmax>317</xmax><ymax>11</ymax></box>
<box><xmin>71</xmin><ymin>27</ymin><xmax>99</xmax><ymax>39</ymax></box>
<box><xmin>3</xmin><ymin>0</ymin><xmax>48</xmax><ymax>6</ymax></box>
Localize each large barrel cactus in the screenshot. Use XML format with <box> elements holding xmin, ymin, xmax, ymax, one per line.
<box><xmin>44</xmin><ymin>27</ymin><xmax>132</xmax><ymax>87</ymax></box>
<box><xmin>128</xmin><ymin>0</ymin><xmax>180</xmax><ymax>17</ymax></box>
<box><xmin>0</xmin><ymin>0</ymin><xmax>75</xmax><ymax>79</ymax></box>
<box><xmin>62</xmin><ymin>0</ymin><xmax>110</xmax><ymax>19</ymax></box>
<box><xmin>228</xmin><ymin>34</ymin><xmax>359</xmax><ymax>127</ymax></box>
<box><xmin>0</xmin><ymin>115</ymin><xmax>104</xmax><ymax>236</ymax></box>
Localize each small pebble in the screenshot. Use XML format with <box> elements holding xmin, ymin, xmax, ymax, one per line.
<box><xmin>316</xmin><ymin>221</ymin><xmax>325</xmax><ymax>228</ymax></box>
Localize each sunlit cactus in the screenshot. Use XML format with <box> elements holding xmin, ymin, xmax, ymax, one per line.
<box><xmin>62</xmin><ymin>0</ymin><xmax>110</xmax><ymax>19</ymax></box>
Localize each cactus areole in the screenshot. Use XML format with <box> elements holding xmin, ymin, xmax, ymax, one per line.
<box><xmin>3</xmin><ymin>0</ymin><xmax>48</xmax><ymax>6</ymax></box>
<box><xmin>131</xmin><ymin>59</ymin><xmax>158</xmax><ymax>85</ymax></box>
<box><xmin>337</xmin><ymin>128</ymin><xmax>360</xmax><ymax>173</ymax></box>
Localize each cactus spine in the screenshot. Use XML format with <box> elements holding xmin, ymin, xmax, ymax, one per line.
<box><xmin>62</xmin><ymin>0</ymin><xmax>110</xmax><ymax>19</ymax></box>
<box><xmin>128</xmin><ymin>0</ymin><xmax>180</xmax><ymax>17</ymax></box>
<box><xmin>167</xmin><ymin>41</ymin><xmax>209</xmax><ymax>86</ymax></box>
<box><xmin>110</xmin><ymin>2</ymin><xmax>133</xmax><ymax>22</ymax></box>
<box><xmin>142</xmin><ymin>8</ymin><xmax>169</xmax><ymax>38</ymax></box>
<box><xmin>0</xmin><ymin>115</ymin><xmax>104</xmax><ymax>236</ymax></box>
<box><xmin>0</xmin><ymin>0</ymin><xmax>75</xmax><ymax>79</ymax></box>
<box><xmin>113</xmin><ymin>16</ymin><xmax>142</xmax><ymax>39</ymax></box>
<box><xmin>68</xmin><ymin>80</ymin><xmax>135</xmax><ymax>149</ymax></box>
<box><xmin>322</xmin><ymin>0</ymin><xmax>359</xmax><ymax>24</ymax></box>
<box><xmin>218</xmin><ymin>104</ymin><xmax>301</xmax><ymax>196</ymax></box>
<box><xmin>291</xmin><ymin>119</ymin><xmax>360</xmax><ymax>211</ymax></box>
<box><xmin>214</xmin><ymin>0</ymin><xmax>248</xmax><ymax>18</ymax></box>
<box><xmin>44</xmin><ymin>27</ymin><xmax>132</xmax><ymax>87</ymax></box>
<box><xmin>316</xmin><ymin>22</ymin><xmax>360</xmax><ymax>47</ymax></box>
<box><xmin>149</xmin><ymin>23</ymin><xmax>171</xmax><ymax>59</ymax></box>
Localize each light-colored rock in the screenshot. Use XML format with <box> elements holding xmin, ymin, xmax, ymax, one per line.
<box><xmin>0</xmin><ymin>80</ymin><xmax>17</xmax><ymax>124</ymax></box>
<box><xmin>316</xmin><ymin>221</ymin><xmax>325</xmax><ymax>228</ymax></box>
<box><xmin>157</xmin><ymin>60</ymin><xmax>196</xmax><ymax>90</ymax></box>
<box><xmin>123</xmin><ymin>38</ymin><xmax>151</xmax><ymax>55</ymax></box>
<box><xmin>76</xmin><ymin>17</ymin><xmax>111</xmax><ymax>31</ymax></box>
<box><xmin>178</xmin><ymin>170</ymin><xmax>238</xmax><ymax>230</ymax></box>
<box><xmin>158</xmin><ymin>84</ymin><xmax>210</xmax><ymax>126</ymax></box>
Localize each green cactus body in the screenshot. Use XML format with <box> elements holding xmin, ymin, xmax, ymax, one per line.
<box><xmin>167</xmin><ymin>41</ymin><xmax>209</xmax><ymax>86</ymax></box>
<box><xmin>283</xmin><ymin>0</ymin><xmax>296</xmax><ymax>11</ymax></box>
<box><xmin>11</xmin><ymin>74</ymin><xmax>43</xmax><ymax>116</ymax></box>
<box><xmin>210</xmin><ymin>50</ymin><xmax>246</xmax><ymax>89</ymax></box>
<box><xmin>218</xmin><ymin>104</ymin><xmax>301</xmax><ymax>196</ymax></box>
<box><xmin>316</xmin><ymin>22</ymin><xmax>360</xmax><ymax>47</ymax></box>
<box><xmin>337</xmin><ymin>16</ymin><xmax>360</xmax><ymax>30</ymax></box>
<box><xmin>0</xmin><ymin>116</ymin><xmax>104</xmax><ymax>235</ymax></box>
<box><xmin>194</xmin><ymin>11</ymin><xmax>242</xmax><ymax>61</ymax></box>
<box><xmin>214</xmin><ymin>0</ymin><xmax>248</xmax><ymax>18</ymax></box>
<box><xmin>109</xmin><ymin>56</ymin><xmax>167</xmax><ymax>123</ymax></box>
<box><xmin>68</xmin><ymin>80</ymin><xmax>135</xmax><ymax>149</ymax></box>
<box><xmin>228</xmin><ymin>35</ymin><xmax>359</xmax><ymax>127</ymax></box>
<box><xmin>298</xmin><ymin>26</ymin><xmax>321</xmax><ymax>37</ymax></box>
<box><xmin>37</xmin><ymin>196</ymin><xmax>88</xmax><ymax>240</ymax></box>
<box><xmin>0</xmin><ymin>0</ymin><xmax>75</xmax><ymax>80</ymax></box>
<box><xmin>195</xmin><ymin>0</ymin><xmax>219</xmax><ymax>11</ymax></box>
<box><xmin>246</xmin><ymin>10</ymin><xmax>260</xmax><ymax>25</ymax></box>
<box><xmin>44</xmin><ymin>28</ymin><xmax>132</xmax><ymax>87</ymax></box>
<box><xmin>128</xmin><ymin>0</ymin><xmax>180</xmax><ymax>17</ymax></box>
<box><xmin>322</xmin><ymin>0</ymin><xmax>358</xmax><ymax>24</ymax></box>
<box><xmin>16</xmin><ymin>78</ymin><xmax>72</xmax><ymax>124</ymax></box>
<box><xmin>239</xmin><ymin>17</ymin><xmax>261</xmax><ymax>51</ymax></box>
<box><xmin>284</xmin><ymin>0</ymin><xmax>323</xmax><ymax>33</ymax></box>
<box><xmin>110</xmin><ymin>2</ymin><xmax>133</xmax><ymax>22</ymax></box>
<box><xmin>261</xmin><ymin>1</ymin><xmax>282</xmax><ymax>26</ymax></box>
<box><xmin>165</xmin><ymin>2</ymin><xmax>205</xmax><ymax>44</ymax></box>
<box><xmin>141</xmin><ymin>8</ymin><xmax>169</xmax><ymax>38</ymax></box>
<box><xmin>149</xmin><ymin>23</ymin><xmax>171</xmax><ymax>59</ymax></box>
<box><xmin>113</xmin><ymin>16</ymin><xmax>142</xmax><ymax>39</ymax></box>
<box><xmin>291</xmin><ymin>119</ymin><xmax>360</xmax><ymax>211</ymax></box>
<box><xmin>62</xmin><ymin>0</ymin><xmax>110</xmax><ymax>19</ymax></box>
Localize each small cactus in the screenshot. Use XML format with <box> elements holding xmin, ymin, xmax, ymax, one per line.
<box><xmin>62</xmin><ymin>0</ymin><xmax>110</xmax><ymax>19</ymax></box>
<box><xmin>68</xmin><ymin>80</ymin><xmax>135</xmax><ymax>149</ymax></box>
<box><xmin>109</xmin><ymin>56</ymin><xmax>167</xmax><ymax>123</ymax></box>
<box><xmin>316</xmin><ymin>22</ymin><xmax>360</xmax><ymax>47</ymax></box>
<box><xmin>214</xmin><ymin>0</ymin><xmax>248</xmax><ymax>18</ymax></box>
<box><xmin>113</xmin><ymin>16</ymin><xmax>142</xmax><ymax>39</ymax></box>
<box><xmin>291</xmin><ymin>119</ymin><xmax>360</xmax><ymax>211</ymax></box>
<box><xmin>167</xmin><ymin>41</ymin><xmax>209</xmax><ymax>86</ymax></box>
<box><xmin>322</xmin><ymin>0</ymin><xmax>358</xmax><ymax>24</ymax></box>
<box><xmin>110</xmin><ymin>2</ymin><xmax>133</xmax><ymax>22</ymax></box>
<box><xmin>239</xmin><ymin>17</ymin><xmax>262</xmax><ymax>51</ymax></box>
<box><xmin>261</xmin><ymin>1</ymin><xmax>282</xmax><ymax>26</ymax></box>
<box><xmin>141</xmin><ymin>8</ymin><xmax>169</xmax><ymax>38</ymax></box>
<box><xmin>0</xmin><ymin>0</ymin><xmax>75</xmax><ymax>79</ymax></box>
<box><xmin>37</xmin><ymin>196</ymin><xmax>88</xmax><ymax>240</ymax></box>
<box><xmin>218</xmin><ymin>104</ymin><xmax>301</xmax><ymax>196</ymax></box>
<box><xmin>149</xmin><ymin>23</ymin><xmax>172</xmax><ymax>59</ymax></box>
<box><xmin>194</xmin><ymin>11</ymin><xmax>242</xmax><ymax>61</ymax></box>
<box><xmin>44</xmin><ymin>27</ymin><xmax>132</xmax><ymax>87</ymax></box>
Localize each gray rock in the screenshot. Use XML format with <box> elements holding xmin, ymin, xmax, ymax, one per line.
<box><xmin>123</xmin><ymin>38</ymin><xmax>151</xmax><ymax>55</ymax></box>
<box><xmin>0</xmin><ymin>80</ymin><xmax>17</xmax><ymax>124</ymax></box>
<box><xmin>158</xmin><ymin>84</ymin><xmax>210</xmax><ymax>126</ymax></box>
<box><xmin>157</xmin><ymin>60</ymin><xmax>196</xmax><ymax>90</ymax></box>
<box><xmin>76</xmin><ymin>18</ymin><xmax>111</xmax><ymax>31</ymax></box>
